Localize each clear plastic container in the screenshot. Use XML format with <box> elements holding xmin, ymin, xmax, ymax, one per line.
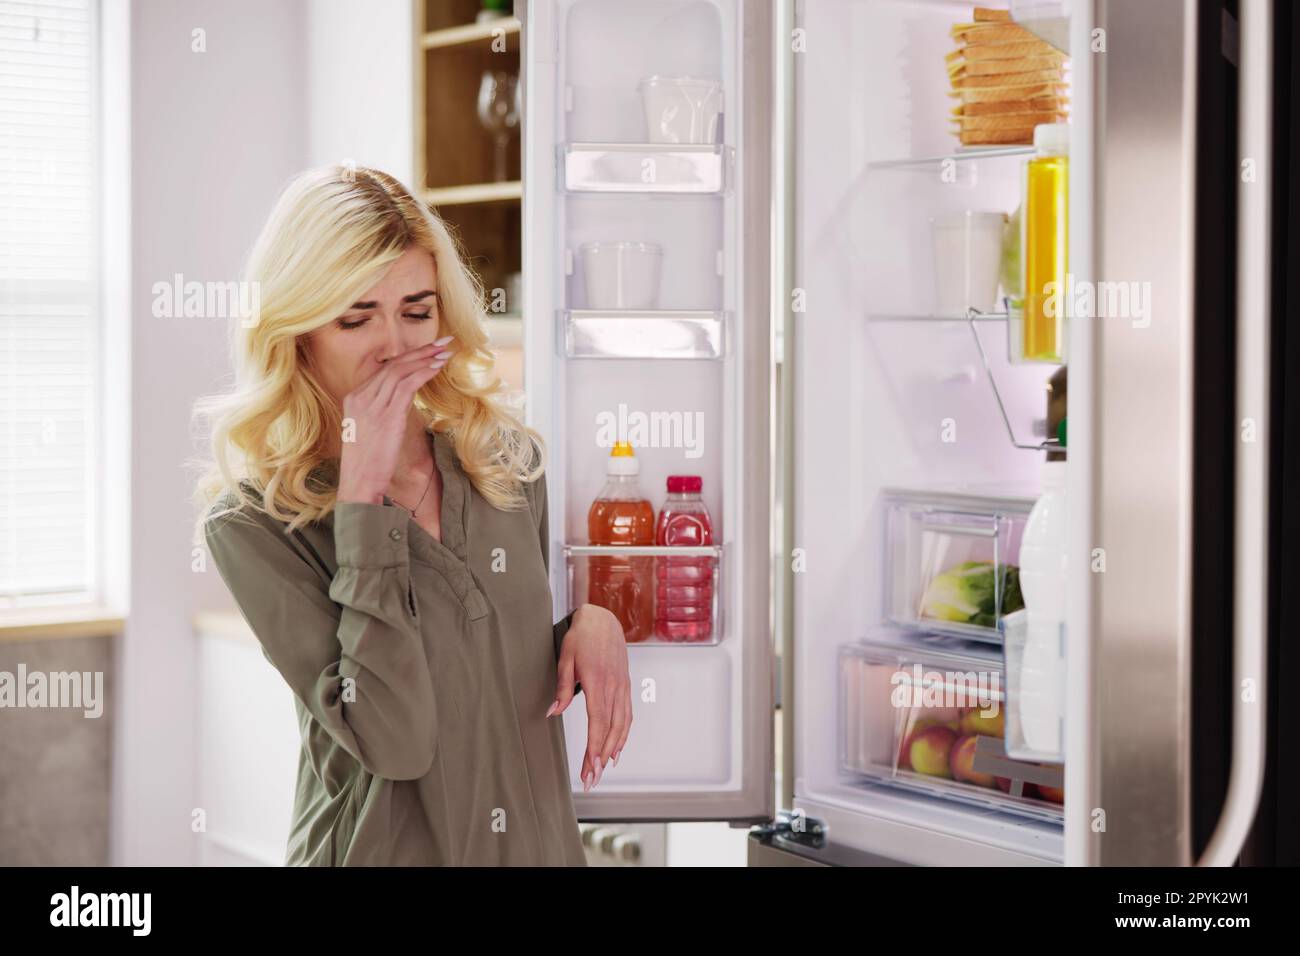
<box><xmin>580</xmin><ymin>241</ymin><xmax>663</xmax><ymax>310</ymax></box>
<box><xmin>839</xmin><ymin>634</ymin><xmax>1065</xmax><ymax>822</ymax></box>
<box><xmin>931</xmin><ymin>210</ymin><xmax>1007</xmax><ymax>315</ymax></box>
<box><xmin>638</xmin><ymin>75</ymin><xmax>723</xmax><ymax>144</ymax></box>
<box><xmin>883</xmin><ymin>491</ymin><xmax>1033</xmax><ymax>644</ymax></box>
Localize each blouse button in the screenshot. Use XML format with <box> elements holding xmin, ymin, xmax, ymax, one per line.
<box><xmin>389</xmin><ymin>528</ymin><xmax>402</xmax><ymax>540</ymax></box>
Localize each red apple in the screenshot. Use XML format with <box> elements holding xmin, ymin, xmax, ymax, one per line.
<box><xmin>949</xmin><ymin>734</ymin><xmax>997</xmax><ymax>787</ymax></box>
<box><xmin>909</xmin><ymin>725</ymin><xmax>958</xmax><ymax>777</ymax></box>
<box><xmin>1037</xmin><ymin>784</ymin><xmax>1064</xmax><ymax>804</ymax></box>
<box><xmin>923</xmin><ymin>706</ymin><xmax>963</xmax><ymax>730</ymax></box>
<box><xmin>897</xmin><ymin>714</ymin><xmax>953</xmax><ymax>769</ymax></box>
<box><xmin>959</xmin><ymin>706</ymin><xmax>1005</xmax><ymax>738</ymax></box>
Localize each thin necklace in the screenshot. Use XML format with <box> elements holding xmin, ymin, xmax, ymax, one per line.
<box><xmin>389</xmin><ymin>460</ymin><xmax>435</xmax><ymax>515</ymax></box>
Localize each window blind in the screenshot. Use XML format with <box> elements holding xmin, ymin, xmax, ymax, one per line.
<box><xmin>0</xmin><ymin>0</ymin><xmax>97</xmax><ymax>608</ymax></box>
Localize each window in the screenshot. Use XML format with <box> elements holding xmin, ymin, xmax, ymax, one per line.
<box><xmin>0</xmin><ymin>0</ymin><xmax>99</xmax><ymax>609</ymax></box>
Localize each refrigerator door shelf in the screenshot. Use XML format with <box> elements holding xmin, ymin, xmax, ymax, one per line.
<box><xmin>564</xmin><ymin>544</ymin><xmax>723</xmax><ymax>647</ymax></box>
<box><xmin>560</xmin><ymin>309</ymin><xmax>725</xmax><ymax>359</ymax></box>
<box><xmin>561</xmin><ymin>142</ymin><xmax>731</xmax><ymax>194</ymax></box>
<box><xmin>838</xmin><ymin>640</ymin><xmax>1065</xmax><ymax>825</ymax></box>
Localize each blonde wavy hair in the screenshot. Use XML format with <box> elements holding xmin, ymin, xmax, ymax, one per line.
<box><xmin>189</xmin><ymin>164</ymin><xmax>544</xmax><ymax>545</ymax></box>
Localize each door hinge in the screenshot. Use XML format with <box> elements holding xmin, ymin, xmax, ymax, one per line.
<box><xmin>750</xmin><ymin>808</ymin><xmax>826</xmax><ymax>848</ymax></box>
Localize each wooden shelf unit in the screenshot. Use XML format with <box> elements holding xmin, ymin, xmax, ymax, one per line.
<box><xmin>414</xmin><ymin>1</ymin><xmax>522</xmax><ymax>303</ymax></box>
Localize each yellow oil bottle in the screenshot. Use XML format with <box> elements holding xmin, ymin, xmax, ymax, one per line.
<box><xmin>1021</xmin><ymin>123</ymin><xmax>1069</xmax><ymax>363</ymax></box>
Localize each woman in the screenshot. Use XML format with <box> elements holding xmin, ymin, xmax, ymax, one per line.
<box><xmin>191</xmin><ymin>165</ymin><xmax>631</xmax><ymax>866</ymax></box>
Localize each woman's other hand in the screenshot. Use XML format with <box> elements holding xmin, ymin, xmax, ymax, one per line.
<box><xmin>547</xmin><ymin>604</ymin><xmax>630</xmax><ymax>792</ymax></box>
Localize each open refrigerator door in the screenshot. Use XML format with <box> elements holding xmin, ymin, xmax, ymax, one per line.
<box><xmin>519</xmin><ymin>0</ymin><xmax>775</xmax><ymax>823</ymax></box>
<box><xmin>769</xmin><ymin>0</ymin><xmax>1083</xmax><ymax>867</ymax></box>
<box><xmin>759</xmin><ymin>0</ymin><xmax>1266</xmax><ymax>870</ymax></box>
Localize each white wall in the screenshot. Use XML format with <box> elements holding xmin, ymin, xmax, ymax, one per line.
<box><xmin>116</xmin><ymin>0</ymin><xmax>418</xmax><ymax>866</ymax></box>
<box><xmin>115</xmin><ymin>0</ymin><xmax>308</xmax><ymax>866</ymax></box>
<box><xmin>306</xmin><ymin>0</ymin><xmax>414</xmax><ymax>183</ymax></box>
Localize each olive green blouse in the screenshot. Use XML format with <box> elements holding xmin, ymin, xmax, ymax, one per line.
<box><xmin>203</xmin><ymin>426</ymin><xmax>587</xmax><ymax>866</ymax></box>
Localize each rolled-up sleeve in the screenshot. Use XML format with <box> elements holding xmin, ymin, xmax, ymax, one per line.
<box><xmin>205</xmin><ymin>499</ymin><xmax>438</xmax><ymax>780</ymax></box>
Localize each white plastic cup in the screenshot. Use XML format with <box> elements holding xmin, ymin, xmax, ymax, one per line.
<box><xmin>638</xmin><ymin>75</ymin><xmax>723</xmax><ymax>144</ymax></box>
<box><xmin>580</xmin><ymin>241</ymin><xmax>663</xmax><ymax>310</ymax></box>
<box><xmin>931</xmin><ymin>211</ymin><xmax>1007</xmax><ymax>315</ymax></box>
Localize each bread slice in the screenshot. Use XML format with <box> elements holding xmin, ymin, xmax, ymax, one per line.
<box><xmin>951</xmin><ymin>96</ymin><xmax>1070</xmax><ymax>116</ymax></box>
<box><xmin>962</xmin><ymin>39</ymin><xmax>1066</xmax><ymax>61</ymax></box>
<box><xmin>960</xmin><ymin>127</ymin><xmax>1042</xmax><ymax>145</ymax></box>
<box><xmin>952</xmin><ymin>68</ymin><xmax>1066</xmax><ymax>90</ymax></box>
<box><xmin>953</xmin><ymin>55</ymin><xmax>1069</xmax><ymax>78</ymax></box>
<box><xmin>950</xmin><ymin>83</ymin><xmax>1069</xmax><ymax>103</ymax></box>
<box><xmin>973</xmin><ymin>6</ymin><xmax>1012</xmax><ymax>21</ymax></box>
<box><xmin>951</xmin><ymin>22</ymin><xmax>1033</xmax><ymax>42</ymax></box>
<box><xmin>955</xmin><ymin>111</ymin><xmax>1066</xmax><ymax>131</ymax></box>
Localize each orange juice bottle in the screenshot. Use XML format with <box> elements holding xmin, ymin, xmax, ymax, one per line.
<box><xmin>587</xmin><ymin>441</ymin><xmax>656</xmax><ymax>642</ymax></box>
<box><xmin>1021</xmin><ymin>123</ymin><xmax>1069</xmax><ymax>363</ymax></box>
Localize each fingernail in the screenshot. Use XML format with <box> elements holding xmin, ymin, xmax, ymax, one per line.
<box><xmin>545</xmin><ymin>700</ymin><xmax>558</xmax><ymax>718</ymax></box>
<box><xmin>437</xmin><ymin>350</ymin><xmax>457</xmax><ymax>359</ymax></box>
<box><xmin>433</xmin><ymin>335</ymin><xmax>454</xmax><ymax>346</ymax></box>
<box><xmin>593</xmin><ymin>762</ymin><xmax>604</xmax><ymax>787</ymax></box>
<box><xmin>612</xmin><ymin>750</ymin><xmax>620</xmax><ymax>766</ymax></box>
<box><xmin>582</xmin><ymin>770</ymin><xmax>592</xmax><ymax>793</ymax></box>
<box><xmin>429</xmin><ymin>360</ymin><xmax>446</xmax><ymax>369</ymax></box>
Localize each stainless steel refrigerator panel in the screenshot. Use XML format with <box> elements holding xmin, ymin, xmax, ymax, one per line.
<box><xmin>1082</xmin><ymin>0</ymin><xmax>1198</xmax><ymax>865</ymax></box>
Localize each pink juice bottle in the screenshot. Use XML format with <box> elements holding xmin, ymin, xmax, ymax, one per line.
<box><xmin>654</xmin><ymin>475</ymin><xmax>715</xmax><ymax>642</ymax></box>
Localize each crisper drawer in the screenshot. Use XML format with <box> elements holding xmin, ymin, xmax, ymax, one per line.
<box><xmin>838</xmin><ymin>635</ymin><xmax>1064</xmax><ymax>823</ymax></box>
<box><xmin>883</xmin><ymin>490</ymin><xmax>1033</xmax><ymax>644</ymax></box>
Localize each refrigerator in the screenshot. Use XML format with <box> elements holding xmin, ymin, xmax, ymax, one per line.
<box><xmin>517</xmin><ymin>0</ymin><xmax>1290</xmax><ymax>866</ymax></box>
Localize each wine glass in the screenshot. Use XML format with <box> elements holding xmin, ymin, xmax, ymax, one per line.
<box><xmin>477</xmin><ymin>70</ymin><xmax>519</xmax><ymax>182</ymax></box>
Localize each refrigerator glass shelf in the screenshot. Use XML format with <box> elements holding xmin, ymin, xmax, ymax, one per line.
<box><xmin>866</xmin><ymin>312</ymin><xmax>1009</xmax><ymax>323</ymax></box>
<box><xmin>561</xmin><ymin>310</ymin><xmax>725</xmax><ymax>360</ymax></box>
<box><xmin>561</xmin><ymin>142</ymin><xmax>730</xmax><ymax>194</ymax></box>
<box><xmin>564</xmin><ymin>544</ymin><xmax>723</xmax><ymax>647</ymax></box>
<box><xmin>865</xmin><ymin>145</ymin><xmax>1036</xmax><ymax>171</ymax></box>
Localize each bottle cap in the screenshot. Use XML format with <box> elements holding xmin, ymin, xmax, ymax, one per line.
<box><xmin>667</xmin><ymin>475</ymin><xmax>702</xmax><ymax>494</ymax></box>
<box><xmin>607</xmin><ymin>441</ymin><xmax>639</xmax><ymax>475</ymax></box>
<box><xmin>1034</xmin><ymin>122</ymin><xmax>1069</xmax><ymax>157</ymax></box>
